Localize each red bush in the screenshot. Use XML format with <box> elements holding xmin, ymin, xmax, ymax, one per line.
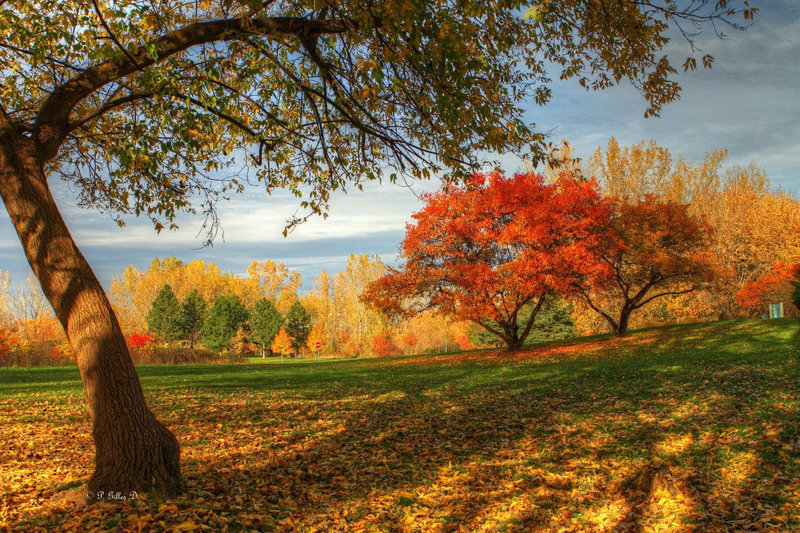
<box><xmin>127</xmin><ymin>332</ymin><xmax>156</xmax><ymax>349</ymax></box>
<box><xmin>736</xmin><ymin>262</ymin><xmax>800</xmax><ymax>317</ymax></box>
<box><xmin>457</xmin><ymin>334</ymin><xmax>475</xmax><ymax>351</ymax></box>
<box><xmin>373</xmin><ymin>332</ymin><xmax>400</xmax><ymax>357</ymax></box>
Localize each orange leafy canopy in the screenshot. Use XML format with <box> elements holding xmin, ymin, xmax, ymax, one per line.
<box><xmin>271</xmin><ymin>326</ymin><xmax>293</xmax><ymax>356</ymax></box>
<box><xmin>573</xmin><ymin>195</ymin><xmax>718</xmax><ymax>334</ymax></box>
<box><xmin>306</xmin><ymin>324</ymin><xmax>326</xmax><ymax>352</ymax></box>
<box><xmin>363</xmin><ymin>171</ymin><xmax>616</xmax><ymax>349</ymax></box>
<box><xmin>736</xmin><ymin>261</ymin><xmax>800</xmax><ymax>317</ymax></box>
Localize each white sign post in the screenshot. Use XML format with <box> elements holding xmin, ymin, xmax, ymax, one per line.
<box><xmin>769</xmin><ymin>302</ymin><xmax>784</xmax><ymax>319</ymax></box>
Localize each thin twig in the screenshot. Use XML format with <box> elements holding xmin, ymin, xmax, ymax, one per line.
<box><xmin>91</xmin><ymin>0</ymin><xmax>141</xmax><ymax>67</ymax></box>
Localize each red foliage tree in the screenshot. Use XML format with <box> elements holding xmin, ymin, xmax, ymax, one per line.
<box><xmin>457</xmin><ymin>334</ymin><xmax>475</xmax><ymax>351</ymax></box>
<box><xmin>372</xmin><ymin>332</ymin><xmax>401</xmax><ymax>357</ymax></box>
<box><xmin>572</xmin><ymin>196</ymin><xmax>718</xmax><ymax>335</ymax></box>
<box><xmin>363</xmin><ymin>172</ymin><xmax>616</xmax><ymax>351</ymax></box>
<box><xmin>50</xmin><ymin>346</ymin><xmax>64</xmax><ymax>366</ymax></box>
<box><xmin>400</xmin><ymin>331</ymin><xmax>419</xmax><ymax>355</ymax></box>
<box><xmin>736</xmin><ymin>262</ymin><xmax>800</xmax><ymax>317</ymax></box>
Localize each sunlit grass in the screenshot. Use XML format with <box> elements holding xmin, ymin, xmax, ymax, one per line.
<box><xmin>1</xmin><ymin>318</ymin><xmax>798</xmax><ymax>531</ymax></box>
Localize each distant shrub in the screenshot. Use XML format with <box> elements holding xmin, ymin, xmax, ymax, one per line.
<box><xmin>0</xmin><ymin>340</ymin><xmax>68</xmax><ymax>367</ymax></box>
<box><xmin>129</xmin><ymin>346</ymin><xmax>242</xmax><ymax>365</ymax></box>
<box><xmin>344</xmin><ymin>338</ymin><xmax>361</xmax><ymax>358</ymax></box>
<box><xmin>127</xmin><ymin>332</ymin><xmax>156</xmax><ymax>349</ymax></box>
<box><xmin>456</xmin><ymin>334</ymin><xmax>475</xmax><ymax>351</ymax></box>
<box><xmin>373</xmin><ymin>332</ymin><xmax>400</xmax><ymax>357</ymax></box>
<box><xmin>0</xmin><ymin>333</ymin><xmax>240</xmax><ymax>366</ymax></box>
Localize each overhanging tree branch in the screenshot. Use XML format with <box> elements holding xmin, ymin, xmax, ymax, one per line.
<box><xmin>91</xmin><ymin>0</ymin><xmax>141</xmax><ymax>68</ymax></box>
<box><xmin>69</xmin><ymin>92</ymin><xmax>156</xmax><ymax>130</ymax></box>
<box><xmin>35</xmin><ymin>15</ymin><xmax>351</xmax><ymax>160</ymax></box>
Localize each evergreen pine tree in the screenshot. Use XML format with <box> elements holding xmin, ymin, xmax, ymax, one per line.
<box><xmin>201</xmin><ymin>295</ymin><xmax>249</xmax><ymax>352</ymax></box>
<box><xmin>179</xmin><ymin>289</ymin><xmax>207</xmax><ymax>349</ymax></box>
<box><xmin>147</xmin><ymin>284</ymin><xmax>182</xmax><ymax>341</ymax></box>
<box><xmin>285</xmin><ymin>300</ymin><xmax>311</xmax><ymax>352</ymax></box>
<box><xmin>525</xmin><ymin>299</ymin><xmax>575</xmax><ymax>344</ymax></box>
<box><xmin>250</xmin><ymin>298</ymin><xmax>284</xmax><ymax>356</ymax></box>
<box><xmin>791</xmin><ymin>270</ymin><xmax>800</xmax><ymax>311</ymax></box>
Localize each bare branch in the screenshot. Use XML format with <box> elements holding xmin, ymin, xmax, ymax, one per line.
<box><xmin>634</xmin><ymin>285</ymin><xmax>700</xmax><ymax>309</ymax></box>
<box><xmin>69</xmin><ymin>92</ymin><xmax>156</xmax><ymax>130</ymax></box>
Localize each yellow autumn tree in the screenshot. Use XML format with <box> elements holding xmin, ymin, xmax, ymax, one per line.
<box><xmin>298</xmin><ymin>255</ymin><xmax>388</xmax><ymax>356</ymax></box>
<box><xmin>587</xmin><ymin>137</ymin><xmax>728</xmax><ymax>205</ymax></box>
<box><xmin>397</xmin><ymin>312</ymin><xmax>460</xmax><ymax>354</ymax></box>
<box><xmin>333</xmin><ymin>255</ymin><xmax>391</xmax><ymax>354</ymax></box>
<box><xmin>271</xmin><ymin>326</ymin><xmax>293</xmax><ymax>357</ymax></box>
<box><xmin>302</xmin><ymin>270</ymin><xmax>333</xmax><ymax>335</ymax></box>
<box><xmin>247</xmin><ymin>260</ymin><xmax>303</xmax><ymax>311</ymax></box>
<box><xmin>306</xmin><ymin>324</ymin><xmax>326</xmax><ymax>353</ymax></box>
<box><xmin>303</xmin><ymin>260</ymin><xmax>464</xmax><ymax>356</ymax></box>
<box><xmin>698</xmin><ymin>165</ymin><xmax>800</xmax><ymax>317</ymax></box>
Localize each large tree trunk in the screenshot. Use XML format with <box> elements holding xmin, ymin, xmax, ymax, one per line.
<box><xmin>505</xmin><ymin>336</ymin><xmax>523</xmax><ymax>351</ymax></box>
<box><xmin>0</xmin><ymin>123</ymin><xmax>181</xmax><ymax>499</ymax></box>
<box><xmin>616</xmin><ymin>306</ymin><xmax>632</xmax><ymax>337</ymax></box>
<box><xmin>503</xmin><ymin>326</ymin><xmax>523</xmax><ymax>352</ymax></box>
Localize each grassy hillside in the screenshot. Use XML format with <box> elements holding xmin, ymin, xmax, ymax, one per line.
<box><xmin>1</xmin><ymin>319</ymin><xmax>798</xmax><ymax>531</ymax></box>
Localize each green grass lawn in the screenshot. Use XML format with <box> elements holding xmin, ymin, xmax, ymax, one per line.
<box><xmin>1</xmin><ymin>318</ymin><xmax>799</xmax><ymax>531</ymax></box>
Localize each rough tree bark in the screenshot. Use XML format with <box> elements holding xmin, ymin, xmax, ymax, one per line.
<box><xmin>616</xmin><ymin>306</ymin><xmax>632</xmax><ymax>337</ymax></box>
<box><xmin>0</xmin><ymin>113</ymin><xmax>180</xmax><ymax>499</ymax></box>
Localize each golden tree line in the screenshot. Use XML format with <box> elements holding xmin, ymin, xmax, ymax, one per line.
<box><xmin>108</xmin><ymin>254</ymin><xmax>471</xmax><ymax>358</ymax></box>
<box><xmin>0</xmin><ymin>272</ymin><xmax>69</xmax><ymax>365</ymax></box>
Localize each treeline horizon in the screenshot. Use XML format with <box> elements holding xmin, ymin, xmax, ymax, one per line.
<box><xmin>2</xmin><ymin>138</ymin><xmax>799</xmax><ymax>363</ymax></box>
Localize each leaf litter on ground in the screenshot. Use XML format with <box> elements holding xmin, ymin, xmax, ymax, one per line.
<box><xmin>1</xmin><ymin>318</ymin><xmax>799</xmax><ymax>531</ymax></box>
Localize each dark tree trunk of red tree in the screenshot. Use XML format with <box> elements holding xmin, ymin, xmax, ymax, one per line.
<box><xmin>616</xmin><ymin>306</ymin><xmax>633</xmax><ymax>337</ymax></box>
<box><xmin>0</xmin><ymin>118</ymin><xmax>181</xmax><ymax>499</ymax></box>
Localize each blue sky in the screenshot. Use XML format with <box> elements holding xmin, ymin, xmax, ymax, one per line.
<box><xmin>1</xmin><ymin>1</ymin><xmax>798</xmax><ymax>293</ymax></box>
